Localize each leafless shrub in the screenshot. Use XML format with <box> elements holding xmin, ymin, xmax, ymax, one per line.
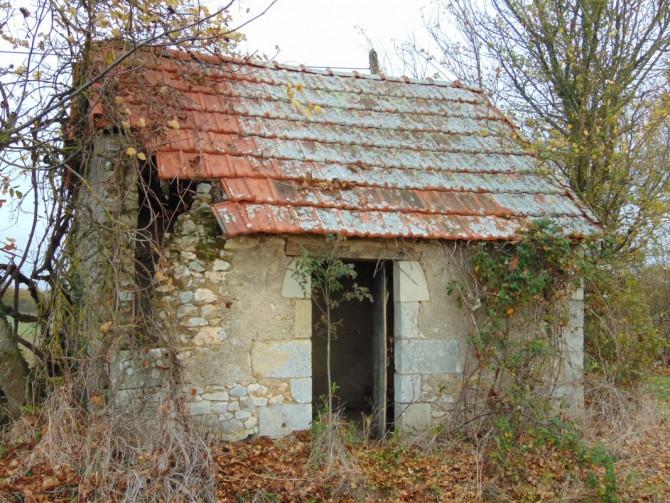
<box><xmin>584</xmin><ymin>378</ymin><xmax>664</xmax><ymax>450</ymax></box>
<box><xmin>309</xmin><ymin>407</ymin><xmax>365</xmax><ymax>499</ymax></box>
<box><xmin>14</xmin><ymin>384</ymin><xmax>215</xmax><ymax>502</ymax></box>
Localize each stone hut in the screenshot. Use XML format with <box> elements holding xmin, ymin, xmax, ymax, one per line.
<box><xmin>81</xmin><ymin>48</ymin><xmax>598</xmax><ymax>441</ymax></box>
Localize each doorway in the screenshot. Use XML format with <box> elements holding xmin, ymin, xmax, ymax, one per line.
<box><xmin>311</xmin><ymin>260</ymin><xmax>394</xmax><ymax>435</ymax></box>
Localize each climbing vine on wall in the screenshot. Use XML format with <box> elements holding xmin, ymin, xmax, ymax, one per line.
<box><xmin>446</xmin><ymin>220</ymin><xmax>620</xmax><ymax>501</ymax></box>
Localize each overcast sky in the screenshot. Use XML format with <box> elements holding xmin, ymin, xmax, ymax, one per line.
<box><xmin>237</xmin><ymin>0</ymin><xmax>435</xmax><ymax>73</ymax></box>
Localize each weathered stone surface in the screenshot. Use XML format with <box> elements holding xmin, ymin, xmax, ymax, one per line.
<box><xmin>202</xmin><ymin>391</ymin><xmax>229</xmax><ymax>401</ymax></box>
<box><xmin>229</xmin><ymin>384</ymin><xmax>248</xmax><ymax>398</ymax></box>
<box><xmin>181</xmin><ymin>317</ymin><xmax>208</xmax><ymax>327</ymax></box>
<box><xmin>200</xmin><ymin>304</ymin><xmax>219</xmax><ymax>320</ymax></box>
<box><xmin>188</xmin><ymin>401</ymin><xmax>212</xmax><ymax>415</ymax></box>
<box><xmin>290</xmin><ymin>377</ymin><xmax>312</xmax><ymax>404</ymax></box>
<box><xmin>395</xmin><ymin>339</ymin><xmax>461</xmax><ymax>374</ymax></box>
<box><xmin>393</xmin><ymin>261</ymin><xmax>430</xmax><ymax>302</ymax></box>
<box><xmin>221</xmin><ymin>418</ymin><xmax>244</xmax><ymax>434</ymax></box>
<box><xmin>178</xmin><ymin>291</ymin><xmax>194</xmax><ymax>304</ymax></box>
<box><xmin>394</xmin><ymin>302</ymin><xmax>420</xmax><ymax>339</ymax></box>
<box><xmin>192</xmin><ymin>327</ymin><xmax>227</xmax><ymax>346</ymax></box>
<box><xmin>281</xmin><ymin>258</ymin><xmax>310</xmax><ymax>298</ymax></box>
<box><xmin>258</xmin><ymin>404</ymin><xmax>311</xmax><ymax>438</ymax></box>
<box><xmin>205</xmin><ymin>271</ymin><xmax>227</xmax><ymax>283</ymax></box>
<box><xmin>212</xmin><ymin>259</ymin><xmax>231</xmax><ymax>271</ymax></box>
<box><xmin>189</xmin><ymin>260</ymin><xmax>206</xmax><ymax>272</ymax></box>
<box><xmin>250</xmin><ymin>396</ymin><xmax>268</xmax><ymax>407</ymax></box>
<box><xmin>179</xmin><ymin>347</ymin><xmax>250</xmax><ymax>385</ymax></box>
<box><xmin>235</xmin><ymin>410</ymin><xmax>251</xmax><ymax>420</ymax></box>
<box><xmin>248</xmin><ymin>383</ymin><xmax>268</xmax><ymax>395</ymax></box>
<box><xmin>176</xmin><ymin>303</ymin><xmax>198</xmax><ymax>318</ymax></box>
<box><xmin>193</xmin><ymin>288</ymin><xmax>217</xmax><ymax>305</ymax></box>
<box><xmin>293</xmin><ymin>300</ymin><xmax>311</xmax><ymax>339</ymax></box>
<box><xmin>252</xmin><ymin>340</ymin><xmax>311</xmax><ymax>378</ymax></box>
<box><xmin>394</xmin><ymin>374</ymin><xmax>422</xmax><ymax>403</ymax></box>
<box><xmin>395</xmin><ymin>403</ymin><xmax>431</xmax><ymax>432</ymax></box>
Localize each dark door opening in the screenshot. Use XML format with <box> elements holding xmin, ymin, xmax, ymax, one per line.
<box><xmin>311</xmin><ymin>260</ymin><xmax>393</xmax><ymax>435</ymax></box>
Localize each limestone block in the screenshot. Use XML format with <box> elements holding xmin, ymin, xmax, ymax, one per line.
<box><xmin>189</xmin><ymin>260</ymin><xmax>206</xmax><ymax>272</ymax></box>
<box><xmin>220</xmin><ymin>418</ymin><xmax>244</xmax><ymax>434</ymax></box>
<box><xmin>395</xmin><ymin>403</ymin><xmax>432</xmax><ymax>432</ymax></box>
<box><xmin>205</xmin><ymin>271</ymin><xmax>227</xmax><ymax>283</ymax></box>
<box><xmin>569</xmin><ymin>299</ymin><xmax>584</xmax><ymax>328</ymax></box>
<box><xmin>178</xmin><ymin>291</ymin><xmax>194</xmax><ymax>304</ymax></box>
<box><xmin>179</xmin><ymin>347</ymin><xmax>251</xmax><ymax>385</ymax></box>
<box><xmin>188</xmin><ymin>401</ymin><xmax>212</xmax><ymax>415</ymax></box>
<box><xmin>192</xmin><ymin>327</ymin><xmax>227</xmax><ymax>346</ymax></box>
<box><xmin>294</xmin><ymin>299</ymin><xmax>312</xmax><ymax>339</ymax></box>
<box><xmin>251</xmin><ymin>396</ymin><xmax>268</xmax><ymax>407</ymax></box>
<box><xmin>394</xmin><ymin>374</ymin><xmax>422</xmax><ymax>403</ymax></box>
<box><xmin>245</xmin><ymin>416</ymin><xmax>258</xmax><ymax>429</ymax></box>
<box><xmin>211</xmin><ymin>402</ymin><xmax>230</xmax><ymax>414</ymax></box>
<box><xmin>248</xmin><ymin>383</ymin><xmax>268</xmax><ymax>395</ymax></box>
<box><xmin>394</xmin><ymin>302</ymin><xmax>419</xmax><ymax>339</ymax></box>
<box><xmin>202</xmin><ymin>391</ymin><xmax>229</xmax><ymax>401</ymax></box>
<box><xmin>212</xmin><ymin>259</ymin><xmax>231</xmax><ymax>271</ymax></box>
<box><xmin>281</xmin><ymin>258</ymin><xmax>311</xmax><ymax>298</ymax></box>
<box><xmin>229</xmin><ymin>384</ymin><xmax>248</xmax><ymax>398</ymax></box>
<box><xmin>395</xmin><ymin>339</ymin><xmax>461</xmax><ymax>374</ymax></box>
<box><xmin>200</xmin><ymin>304</ymin><xmax>219</xmax><ymax>319</ymax></box>
<box><xmin>393</xmin><ymin>261</ymin><xmax>429</xmax><ymax>302</ymax></box>
<box><xmin>176</xmin><ymin>303</ymin><xmax>198</xmax><ymax>318</ymax></box>
<box><xmin>258</xmin><ymin>404</ymin><xmax>311</xmax><ymax>438</ymax></box>
<box><xmin>252</xmin><ymin>340</ymin><xmax>311</xmax><ymax>378</ymax></box>
<box><xmin>193</xmin><ymin>288</ymin><xmax>217</xmax><ymax>305</ymax></box>
<box><xmin>181</xmin><ymin>317</ymin><xmax>208</xmax><ymax>328</ymax></box>
<box><xmin>290</xmin><ymin>377</ymin><xmax>312</xmax><ymax>404</ymax></box>
<box><xmin>235</xmin><ymin>410</ymin><xmax>251</xmax><ymax>420</ymax></box>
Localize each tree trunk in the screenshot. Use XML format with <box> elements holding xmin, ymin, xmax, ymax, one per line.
<box><xmin>0</xmin><ymin>317</ymin><xmax>28</xmax><ymax>418</ymax></box>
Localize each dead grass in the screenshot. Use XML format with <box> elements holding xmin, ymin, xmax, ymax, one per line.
<box><xmin>0</xmin><ymin>385</ymin><xmax>216</xmax><ymax>502</ymax></box>
<box><xmin>2</xmin><ymin>375</ymin><xmax>670</xmax><ymax>502</ymax></box>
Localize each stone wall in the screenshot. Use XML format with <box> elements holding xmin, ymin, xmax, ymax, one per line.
<box><xmin>108</xmin><ymin>189</ymin><xmax>584</xmax><ymax>439</ymax></box>
<box><xmin>134</xmin><ymin>185</ymin><xmax>311</xmax><ymax>440</ymax></box>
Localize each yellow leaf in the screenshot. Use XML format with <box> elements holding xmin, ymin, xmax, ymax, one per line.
<box><xmin>166</xmin><ymin>119</ymin><xmax>180</xmax><ymax>129</ymax></box>
<box><xmin>14</xmin><ymin>66</ymin><xmax>25</xmax><ymax>76</ymax></box>
<box><xmin>126</xmin><ymin>147</ymin><xmax>137</xmax><ymax>157</ymax></box>
<box><xmin>99</xmin><ymin>321</ymin><xmax>113</xmax><ymax>333</ymax></box>
<box><xmin>121</xmin><ymin>120</ymin><xmax>130</xmax><ymax>129</ymax></box>
<box><xmin>138</xmin><ymin>117</ymin><xmax>146</xmax><ymax>128</ymax></box>
<box><xmin>137</xmin><ymin>152</ymin><xmax>147</xmax><ymax>161</ymax></box>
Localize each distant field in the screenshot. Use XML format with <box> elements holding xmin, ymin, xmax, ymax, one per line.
<box><xmin>1</xmin><ymin>287</ymin><xmax>37</xmax><ymax>315</ymax></box>
<box><xmin>2</xmin><ymin>288</ymin><xmax>39</xmax><ymax>364</ymax></box>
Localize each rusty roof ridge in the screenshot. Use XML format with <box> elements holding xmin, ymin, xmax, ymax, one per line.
<box><xmin>163</xmin><ymin>92</ymin><xmax>508</xmax><ymax>122</ymax></box>
<box><xmin>156</xmin><ymin>148</ymin><xmax>541</xmax><ymax>177</ymax></box>
<box><xmin>177</xmin><ymin>109</ymin><xmax>513</xmax><ymax>139</ymax></box>
<box><xmin>212</xmin><ymin>201</ymin><xmax>596</xmax><ymax>240</ymax></box>
<box><xmin>152</xmin><ymin>46</ymin><xmax>486</xmax><ymax>94</ymax></box>
<box><xmin>149</xmin><ymin>65</ymin><xmax>485</xmax><ymax>105</ymax></box>
<box><xmin>220</xmin><ymin>189</ymin><xmax>583</xmax><ymax>219</ymax></box>
<box><xmin>213</xmin><ymin>174</ymin><xmax>566</xmax><ymax>196</ymax></box>
<box><xmin>165</xmin><ymin>129</ymin><xmax>530</xmax><ymax>158</ymax></box>
<box><xmin>146</xmin><ymin>70</ymin><xmax>486</xmax><ymax>107</ymax></box>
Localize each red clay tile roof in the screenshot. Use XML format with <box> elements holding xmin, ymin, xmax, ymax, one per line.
<box><xmin>91</xmin><ymin>47</ymin><xmax>599</xmax><ymax>240</ymax></box>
